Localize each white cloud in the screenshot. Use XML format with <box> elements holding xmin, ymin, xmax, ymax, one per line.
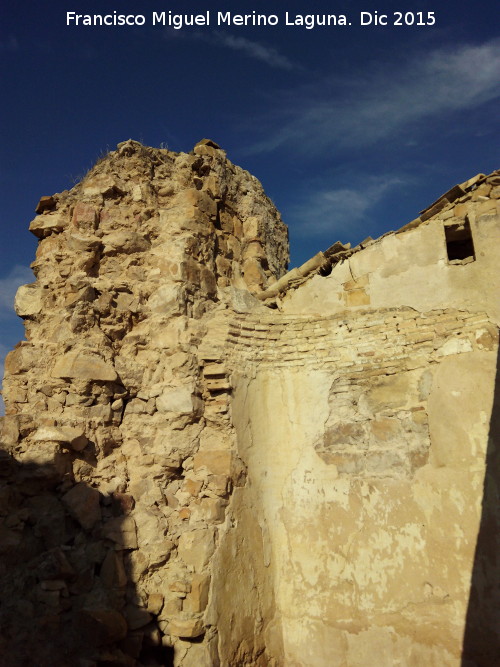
<box><xmin>249</xmin><ymin>39</ymin><xmax>500</xmax><ymax>154</ymax></box>
<box><xmin>0</xmin><ymin>265</ymin><xmax>34</xmax><ymax>319</ymax></box>
<box><xmin>209</xmin><ymin>31</ymin><xmax>299</xmax><ymax>70</ymax></box>
<box><xmin>290</xmin><ymin>176</ymin><xmax>405</xmax><ymax>239</ymax></box>
<box><xmin>164</xmin><ymin>28</ymin><xmax>299</xmax><ymax>70</ymax></box>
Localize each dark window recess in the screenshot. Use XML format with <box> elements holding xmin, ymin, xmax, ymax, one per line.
<box><xmin>445</xmin><ymin>219</ymin><xmax>475</xmax><ymax>263</ymax></box>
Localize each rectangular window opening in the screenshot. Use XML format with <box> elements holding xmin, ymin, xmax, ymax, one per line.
<box><xmin>445</xmin><ymin>218</ymin><xmax>475</xmax><ymax>264</ymax></box>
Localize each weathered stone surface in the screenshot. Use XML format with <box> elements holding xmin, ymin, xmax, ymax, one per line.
<box><xmin>102</xmin><ymin>230</ymin><xmax>150</xmax><ymax>255</ymax></box>
<box><xmin>100</xmin><ymin>549</ymin><xmax>127</xmax><ymax>588</ymax></box>
<box><xmin>167</xmin><ymin>615</ymin><xmax>204</xmax><ymax>638</ymax></box>
<box><xmin>71</xmin><ymin>202</ymin><xmax>98</xmax><ymax>233</ymax></box>
<box><xmin>183</xmin><ymin>574</ymin><xmax>210</xmax><ymax>613</ymax></box>
<box><xmin>14</xmin><ymin>283</ymin><xmax>43</xmax><ymax>317</ymax></box>
<box><xmin>29</xmin><ymin>212</ymin><xmax>66</xmax><ymax>237</ymax></box>
<box><xmin>102</xmin><ymin>516</ymin><xmax>138</xmax><ymax>549</ymax></box>
<box><xmin>4</xmin><ymin>345</ymin><xmax>37</xmax><ymax>375</ymax></box>
<box><xmin>32</xmin><ymin>425</ymin><xmax>88</xmax><ymax>451</ymax></box>
<box><xmin>156</xmin><ymin>386</ymin><xmax>196</xmax><ymax>415</ymax></box>
<box><xmin>51</xmin><ymin>350</ymin><xmax>118</xmax><ymax>381</ymax></box>
<box><xmin>62</xmin><ymin>482</ymin><xmax>101</xmax><ymax>530</ymax></box>
<box><xmin>178</xmin><ymin>528</ymin><xmax>216</xmax><ymax>572</ymax></box>
<box><xmin>35</xmin><ymin>195</ymin><xmax>56</xmax><ymax>214</ymax></box>
<box><xmin>1</xmin><ymin>145</ymin><xmax>498</xmax><ymax>666</ymax></box>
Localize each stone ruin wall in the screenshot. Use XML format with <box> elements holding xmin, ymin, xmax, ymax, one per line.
<box><xmin>0</xmin><ymin>139</ymin><xmax>288</xmax><ymax>666</ymax></box>
<box><xmin>0</xmin><ymin>141</ymin><xmax>499</xmax><ymax>666</ymax></box>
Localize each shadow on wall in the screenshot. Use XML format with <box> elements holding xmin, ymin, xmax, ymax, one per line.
<box><xmin>0</xmin><ymin>435</ymin><xmax>173</xmax><ymax>667</ymax></box>
<box><xmin>462</xmin><ymin>343</ymin><xmax>500</xmax><ymax>666</ymax></box>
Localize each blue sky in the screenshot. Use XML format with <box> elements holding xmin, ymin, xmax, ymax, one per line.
<box><xmin>1</xmin><ymin>0</ymin><xmax>499</xmax><ymax>409</ymax></box>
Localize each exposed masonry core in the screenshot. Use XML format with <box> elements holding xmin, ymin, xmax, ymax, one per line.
<box><xmin>445</xmin><ymin>218</ymin><xmax>475</xmax><ymax>263</ymax></box>
<box><xmin>0</xmin><ymin>142</ymin><xmax>499</xmax><ymax>667</ymax></box>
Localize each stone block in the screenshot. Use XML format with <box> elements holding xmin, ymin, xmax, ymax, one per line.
<box><xmin>67</xmin><ymin>233</ymin><xmax>102</xmax><ymax>252</ymax></box>
<box><xmin>14</xmin><ymin>283</ymin><xmax>42</xmax><ymax>318</ymax></box>
<box><xmin>436</xmin><ymin>337</ymin><xmax>473</xmax><ymax>356</ymax></box>
<box><xmin>156</xmin><ymin>385</ymin><xmax>197</xmax><ymax>415</ymax></box>
<box><xmin>193</xmin><ymin>143</ymin><xmax>220</xmax><ymax>159</ymax></box>
<box><xmin>4</xmin><ymin>345</ymin><xmax>37</xmax><ymax>375</ymax></box>
<box><xmin>147</xmin><ymin>284</ymin><xmax>186</xmax><ymax>315</ymax></box>
<box><xmin>102</xmin><ymin>230</ymin><xmax>150</xmax><ymax>254</ymax></box>
<box><xmin>167</xmin><ymin>615</ymin><xmax>205</xmax><ymax>638</ymax></box>
<box><xmin>177</xmin><ymin>528</ymin><xmax>216</xmax><ymax>571</ymax></box>
<box><xmin>216</xmin><ymin>255</ymin><xmax>232</xmax><ymax>277</ymax></box>
<box><xmin>102</xmin><ymin>516</ymin><xmax>138</xmax><ymax>549</ymax></box>
<box><xmin>190</xmin><ymin>497</ymin><xmax>226</xmax><ymax>524</ymax></box>
<box><xmin>32</xmin><ymin>425</ymin><xmax>88</xmax><ymax>451</ymax></box>
<box><xmin>35</xmin><ymin>195</ymin><xmax>56</xmax><ymax>214</ymax></box>
<box><xmin>200</xmin><ymin>267</ymin><xmax>217</xmax><ymax>296</ymax></box>
<box><xmin>242</xmin><ymin>258</ymin><xmax>266</xmax><ymax>289</ymax></box>
<box><xmin>51</xmin><ymin>350</ymin><xmax>118</xmax><ymax>381</ymax></box>
<box><xmin>183</xmin><ymin>478</ymin><xmax>203</xmax><ymax>496</ymax></box>
<box><xmin>62</xmin><ymin>483</ymin><xmax>101</xmax><ymax>530</ymax></box>
<box><xmin>193</xmin><ymin>450</ymin><xmax>232</xmax><ymax>476</ymax></box>
<box><xmin>18</xmin><ymin>441</ymin><xmax>71</xmax><ymax>478</ymax></box>
<box><xmin>243</xmin><ymin>216</ymin><xmax>260</xmax><ymax>238</ymax></box>
<box><xmin>370</xmin><ymin>417</ymin><xmax>399</xmax><ymax>442</ymax></box>
<box><xmin>242</xmin><ymin>239</ymin><xmax>265</xmax><ymax>261</ymax></box>
<box><xmin>183</xmin><ymin>574</ymin><xmax>210</xmax><ymax>613</ymax></box>
<box><xmin>147</xmin><ymin>593</ymin><xmax>164</xmax><ymax>615</ymax></box>
<box><xmin>29</xmin><ymin>213</ymin><xmax>66</xmax><ymax>238</ymax></box>
<box><xmin>363</xmin><ymin>373</ymin><xmax>412</xmax><ymax>412</ymax></box>
<box><xmin>475</xmin><ymin>327</ymin><xmax>498</xmax><ymax>351</ymax></box>
<box><xmin>71</xmin><ymin>202</ymin><xmax>98</xmax><ymax>233</ymax></box>
<box><xmin>100</xmin><ymin>550</ymin><xmax>127</xmax><ymax>588</ymax></box>
<box><xmin>206</xmin><ymin>474</ymin><xmax>230</xmax><ymax>496</ymax></box>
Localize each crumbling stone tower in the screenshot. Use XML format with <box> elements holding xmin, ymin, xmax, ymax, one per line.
<box><xmin>0</xmin><ymin>139</ymin><xmax>288</xmax><ymax>666</ymax></box>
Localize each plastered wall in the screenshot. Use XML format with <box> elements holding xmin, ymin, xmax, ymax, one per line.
<box><xmin>282</xmin><ymin>195</ymin><xmax>500</xmax><ymax>326</ymax></box>
<box><xmin>221</xmin><ymin>306</ymin><xmax>499</xmax><ymax>666</ymax></box>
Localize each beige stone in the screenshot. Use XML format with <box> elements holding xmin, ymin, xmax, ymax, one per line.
<box><xmin>18</xmin><ymin>441</ymin><xmax>70</xmax><ymax>477</ymax></box>
<box><xmin>52</xmin><ymin>350</ymin><xmax>118</xmax><ymax>381</ymax></box>
<box><xmin>177</xmin><ymin>528</ymin><xmax>216</xmax><ymax>571</ymax></box>
<box><xmin>29</xmin><ymin>213</ymin><xmax>67</xmax><ymax>238</ymax></box>
<box><xmin>14</xmin><ymin>283</ymin><xmax>42</xmax><ymax>317</ymax></box>
<box><xmin>4</xmin><ymin>345</ymin><xmax>37</xmax><ymax>375</ymax></box>
<box><xmin>102</xmin><ymin>516</ymin><xmax>138</xmax><ymax>549</ymax></box>
<box><xmin>147</xmin><ymin>593</ymin><xmax>164</xmax><ymax>615</ymax></box>
<box><xmin>62</xmin><ymin>482</ymin><xmax>101</xmax><ymax>530</ymax></box>
<box><xmin>183</xmin><ymin>574</ymin><xmax>210</xmax><ymax>613</ymax></box>
<box><xmin>32</xmin><ymin>425</ymin><xmax>88</xmax><ymax>451</ymax></box>
<box><xmin>193</xmin><ymin>450</ymin><xmax>232</xmax><ymax>476</ymax></box>
<box><xmin>102</xmin><ymin>230</ymin><xmax>150</xmax><ymax>254</ymax></box>
<box><xmin>156</xmin><ymin>385</ymin><xmax>197</xmax><ymax>415</ymax></box>
<box><xmin>167</xmin><ymin>615</ymin><xmax>204</xmax><ymax>638</ymax></box>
